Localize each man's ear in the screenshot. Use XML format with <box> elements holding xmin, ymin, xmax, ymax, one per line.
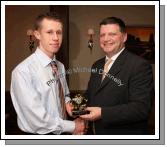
<box><xmin>34</xmin><ymin>30</ymin><xmax>40</xmax><ymax>40</ymax></box>
<box><xmin>123</xmin><ymin>33</ymin><xmax>127</xmax><ymax>43</ymax></box>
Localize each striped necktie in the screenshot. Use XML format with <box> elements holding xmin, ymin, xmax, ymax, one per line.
<box><xmin>50</xmin><ymin>61</ymin><xmax>67</xmax><ymax>119</ymax></box>
<box><xmin>102</xmin><ymin>58</ymin><xmax>113</xmax><ymax>81</ymax></box>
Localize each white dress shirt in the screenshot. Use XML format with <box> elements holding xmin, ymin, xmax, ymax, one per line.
<box><xmin>105</xmin><ymin>47</ymin><xmax>125</xmax><ymax>70</ymax></box>
<box><xmin>10</xmin><ymin>48</ymin><xmax>75</xmax><ymax>134</ymax></box>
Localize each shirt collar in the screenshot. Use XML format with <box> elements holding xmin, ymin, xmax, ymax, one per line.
<box><xmin>106</xmin><ymin>47</ymin><xmax>125</xmax><ymax>61</ymax></box>
<box><xmin>35</xmin><ymin>47</ymin><xmax>56</xmax><ymax>67</ymax></box>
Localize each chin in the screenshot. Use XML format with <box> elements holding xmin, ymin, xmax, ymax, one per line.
<box><xmin>104</xmin><ymin>49</ymin><xmax>114</xmax><ymax>53</ymax></box>
<box><xmin>52</xmin><ymin>48</ymin><xmax>60</xmax><ymax>54</ymax></box>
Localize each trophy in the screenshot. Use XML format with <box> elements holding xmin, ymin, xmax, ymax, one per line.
<box><xmin>71</xmin><ymin>94</ymin><xmax>88</xmax><ymax>116</ymax></box>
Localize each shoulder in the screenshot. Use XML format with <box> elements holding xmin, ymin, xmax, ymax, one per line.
<box><xmin>125</xmin><ymin>50</ymin><xmax>151</xmax><ymax>66</ymax></box>
<box><xmin>12</xmin><ymin>53</ymin><xmax>37</xmax><ymax>74</ymax></box>
<box><xmin>92</xmin><ymin>57</ymin><xmax>105</xmax><ymax>68</ymax></box>
<box><xmin>124</xmin><ymin>50</ymin><xmax>152</xmax><ymax>74</ymax></box>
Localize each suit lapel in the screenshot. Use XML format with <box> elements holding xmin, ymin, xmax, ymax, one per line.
<box><xmin>93</xmin><ymin>58</ymin><xmax>105</xmax><ymax>92</ymax></box>
<box><xmin>95</xmin><ymin>49</ymin><xmax>128</xmax><ymax>94</ymax></box>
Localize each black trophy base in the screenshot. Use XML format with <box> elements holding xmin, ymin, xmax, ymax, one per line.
<box><xmin>72</xmin><ymin>110</ymin><xmax>88</xmax><ymax>116</ymax></box>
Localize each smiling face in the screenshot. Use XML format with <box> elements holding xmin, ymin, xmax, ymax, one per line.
<box><xmin>99</xmin><ymin>24</ymin><xmax>127</xmax><ymax>58</ymax></box>
<box><xmin>34</xmin><ymin>18</ymin><xmax>63</xmax><ymax>58</ymax></box>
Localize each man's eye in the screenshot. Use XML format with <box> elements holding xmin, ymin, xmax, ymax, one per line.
<box><xmin>100</xmin><ymin>34</ymin><xmax>105</xmax><ymax>37</ymax></box>
<box><xmin>47</xmin><ymin>31</ymin><xmax>53</xmax><ymax>34</ymax></box>
<box><xmin>57</xmin><ymin>31</ymin><xmax>62</xmax><ymax>35</ymax></box>
<box><xmin>109</xmin><ymin>33</ymin><xmax>116</xmax><ymax>36</ymax></box>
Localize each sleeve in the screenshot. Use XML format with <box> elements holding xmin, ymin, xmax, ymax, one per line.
<box><xmin>64</xmin><ymin>78</ymin><xmax>71</xmax><ymax>103</ymax></box>
<box><xmin>61</xmin><ymin>64</ymin><xmax>71</xmax><ymax>103</ymax></box>
<box><xmin>102</xmin><ymin>61</ymin><xmax>154</xmax><ymax>124</ymax></box>
<box><xmin>10</xmin><ymin>68</ymin><xmax>75</xmax><ymax>134</ymax></box>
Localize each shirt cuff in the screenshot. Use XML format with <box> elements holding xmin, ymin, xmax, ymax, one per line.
<box><xmin>62</xmin><ymin>120</ymin><xmax>75</xmax><ymax>133</ymax></box>
<box><xmin>65</xmin><ymin>96</ymin><xmax>71</xmax><ymax>103</ymax></box>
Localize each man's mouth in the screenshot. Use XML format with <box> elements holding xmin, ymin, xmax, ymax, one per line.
<box><xmin>50</xmin><ymin>43</ymin><xmax>59</xmax><ymax>47</ymax></box>
<box><xmin>104</xmin><ymin>43</ymin><xmax>114</xmax><ymax>47</ymax></box>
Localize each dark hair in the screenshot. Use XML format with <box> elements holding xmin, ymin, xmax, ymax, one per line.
<box><xmin>34</xmin><ymin>12</ymin><xmax>63</xmax><ymax>30</ymax></box>
<box><xmin>100</xmin><ymin>17</ymin><xmax>126</xmax><ymax>33</ymax></box>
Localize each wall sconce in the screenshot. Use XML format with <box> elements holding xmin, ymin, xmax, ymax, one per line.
<box><xmin>27</xmin><ymin>29</ymin><xmax>35</xmax><ymax>52</ymax></box>
<box><xmin>87</xmin><ymin>28</ymin><xmax>95</xmax><ymax>53</ymax></box>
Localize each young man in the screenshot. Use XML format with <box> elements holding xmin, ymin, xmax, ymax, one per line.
<box><xmin>10</xmin><ymin>12</ymin><xmax>85</xmax><ymax>135</ymax></box>
<box><xmin>80</xmin><ymin>17</ymin><xmax>154</xmax><ymax>135</ymax></box>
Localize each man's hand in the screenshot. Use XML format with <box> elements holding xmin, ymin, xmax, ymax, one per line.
<box><xmin>66</xmin><ymin>101</ymin><xmax>73</xmax><ymax>117</ymax></box>
<box><xmin>80</xmin><ymin>107</ymin><xmax>101</xmax><ymax>121</ymax></box>
<box><xmin>73</xmin><ymin>118</ymin><xmax>85</xmax><ymax>135</ymax></box>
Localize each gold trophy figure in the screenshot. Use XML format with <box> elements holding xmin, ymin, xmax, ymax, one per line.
<box><xmin>71</xmin><ymin>94</ymin><xmax>88</xmax><ymax>116</ymax></box>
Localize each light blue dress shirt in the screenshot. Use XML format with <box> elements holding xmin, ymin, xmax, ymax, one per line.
<box><xmin>10</xmin><ymin>48</ymin><xmax>75</xmax><ymax>134</ymax></box>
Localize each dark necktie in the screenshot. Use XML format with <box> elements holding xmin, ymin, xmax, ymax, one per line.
<box><xmin>50</xmin><ymin>61</ymin><xmax>67</xmax><ymax>119</ymax></box>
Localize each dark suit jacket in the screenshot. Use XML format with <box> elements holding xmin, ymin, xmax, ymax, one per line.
<box><xmin>85</xmin><ymin>49</ymin><xmax>154</xmax><ymax>135</ymax></box>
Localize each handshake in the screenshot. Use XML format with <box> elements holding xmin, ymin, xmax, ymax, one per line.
<box><xmin>72</xmin><ymin>117</ymin><xmax>88</xmax><ymax>135</ymax></box>
<box><xmin>66</xmin><ymin>94</ymin><xmax>88</xmax><ymax>135</ymax></box>
<box><xmin>71</xmin><ymin>107</ymin><xmax>101</xmax><ymax>135</ymax></box>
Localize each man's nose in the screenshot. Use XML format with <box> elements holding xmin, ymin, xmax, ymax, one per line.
<box><xmin>52</xmin><ymin>33</ymin><xmax>59</xmax><ymax>40</ymax></box>
<box><xmin>104</xmin><ymin>35</ymin><xmax>111</xmax><ymax>42</ymax></box>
